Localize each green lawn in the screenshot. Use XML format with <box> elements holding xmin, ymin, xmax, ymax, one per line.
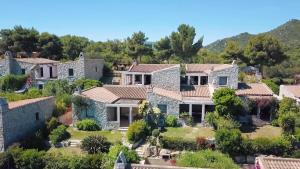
<box><xmin>161</xmin><ymin>125</ymin><xmax>282</xmax><ymax>140</ymax></box>
<box><xmin>67</xmin><ymin>127</ymin><xmax>122</xmax><ymax>144</ymax></box>
<box><xmin>161</xmin><ymin>127</ymin><xmax>215</xmax><ymax>140</ymax></box>
<box><xmin>241</xmin><ymin>125</ymin><xmax>282</xmax><ymax>139</ymax></box>
<box><xmin>47</xmin><ymin>147</ymin><xmax>85</xmax><ymax>156</ymax></box>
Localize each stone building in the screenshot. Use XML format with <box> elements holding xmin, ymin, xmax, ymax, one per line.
<box><xmin>0</xmin><ymin>97</ymin><xmax>55</xmax><ymax>152</ymax></box>
<box><xmin>0</xmin><ymin>51</ymin><xmax>104</xmax><ymax>88</ymax></box>
<box><xmin>73</xmin><ymin>62</ymin><xmax>274</xmax><ymax>130</ymax></box>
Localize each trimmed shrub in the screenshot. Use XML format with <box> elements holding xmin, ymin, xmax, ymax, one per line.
<box><xmin>126</xmin><ymin>120</ymin><xmax>149</xmax><ymax>143</ymax></box>
<box><xmin>0</xmin><ymin>74</ymin><xmax>27</xmax><ymax>91</ymax></box>
<box><xmin>26</xmin><ymin>87</ymin><xmax>42</xmax><ymax>98</ymax></box>
<box><xmin>250</xmin><ymin>137</ymin><xmax>292</xmax><ymax>156</ymax></box>
<box><xmin>49</xmin><ymin>125</ymin><xmax>69</xmax><ymax>145</ymax></box>
<box><xmin>13</xmin><ymin>149</ymin><xmax>46</xmax><ymax>169</ymax></box>
<box><xmin>160</xmin><ymin>136</ymin><xmax>197</xmax><ymax>151</ymax></box>
<box><xmin>76</xmin><ymin>119</ymin><xmax>100</xmax><ymax>131</ymax></box>
<box><xmin>176</xmin><ymin>150</ymin><xmax>239</xmax><ymax>169</ymax></box>
<box><xmin>215</xmin><ymin>129</ymin><xmax>243</xmax><ymax>155</ymax></box>
<box><xmin>108</xmin><ymin>144</ymin><xmax>140</xmax><ymax>163</ymax></box>
<box><xmin>69</xmin><ymin>153</ymin><xmax>113</xmax><ymax>169</ymax></box>
<box><xmin>278</xmin><ymin>112</ymin><xmax>296</xmax><ymax>135</ymax></box>
<box><xmin>81</xmin><ymin>135</ymin><xmax>111</xmax><ymax>154</ymax></box>
<box><xmin>165</xmin><ymin>115</ymin><xmax>178</xmax><ymax>127</ymax></box>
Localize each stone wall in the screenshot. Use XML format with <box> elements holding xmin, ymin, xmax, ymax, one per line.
<box><xmin>72</xmin><ymin>98</ymin><xmax>118</xmax><ymax>130</ymax></box>
<box><xmin>208</xmin><ymin>65</ymin><xmax>239</xmax><ymax>89</ymax></box>
<box><xmin>58</xmin><ymin>57</ymin><xmax>104</xmax><ymax>82</ymax></box>
<box><xmin>57</xmin><ymin>59</ymin><xmax>85</xmax><ymax>82</ymax></box>
<box><xmin>152</xmin><ymin>66</ymin><xmax>180</xmax><ymax>91</ymax></box>
<box><xmin>0</xmin><ymin>97</ymin><xmax>55</xmax><ymax>151</ymax></box>
<box><xmin>147</xmin><ymin>92</ymin><xmax>182</xmax><ymax>117</ymax></box>
<box><xmin>84</xmin><ymin>59</ymin><xmax>104</xmax><ymax>80</ymax></box>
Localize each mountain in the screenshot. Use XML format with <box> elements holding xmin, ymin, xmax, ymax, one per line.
<box><xmin>206</xmin><ymin>19</ymin><xmax>300</xmax><ymax>53</ymax></box>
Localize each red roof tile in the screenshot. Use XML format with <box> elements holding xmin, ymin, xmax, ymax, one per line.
<box><xmin>81</xmin><ymin>87</ymin><xmax>119</xmax><ymax>103</ymax></box>
<box><xmin>16</xmin><ymin>58</ymin><xmax>59</xmax><ymax>64</ymax></box>
<box><xmin>8</xmin><ymin>97</ymin><xmax>54</xmax><ymax>109</ymax></box>
<box><xmin>129</xmin><ymin>64</ymin><xmax>178</xmax><ymax>73</ymax></box>
<box><xmin>104</xmin><ymin>85</ymin><xmax>147</xmax><ymax>100</ymax></box>
<box><xmin>257</xmin><ymin>156</ymin><xmax>300</xmax><ymax>169</ymax></box>
<box><xmin>153</xmin><ymin>87</ymin><xmax>182</xmax><ymax>101</ymax></box>
<box><xmin>186</xmin><ymin>64</ymin><xmax>233</xmax><ymax>73</ymax></box>
<box><xmin>236</xmin><ymin>83</ymin><xmax>273</xmax><ymax>96</ymax></box>
<box><xmin>181</xmin><ymin>85</ymin><xmax>210</xmax><ymax>97</ymax></box>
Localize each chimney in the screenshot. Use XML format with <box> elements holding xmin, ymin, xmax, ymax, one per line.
<box><xmin>4</xmin><ymin>51</ymin><xmax>13</xmax><ymax>74</ymax></box>
<box><xmin>79</xmin><ymin>52</ymin><xmax>85</xmax><ymax>60</ymax></box>
<box><xmin>132</xmin><ymin>59</ymin><xmax>138</xmax><ymax>66</ymax></box>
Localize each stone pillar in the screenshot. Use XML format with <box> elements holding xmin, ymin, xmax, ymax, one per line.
<box><xmin>129</xmin><ymin>107</ymin><xmax>132</xmax><ymax>124</ymax></box>
<box><xmin>142</xmin><ymin>74</ymin><xmax>145</xmax><ymax>85</ymax></box>
<box><xmin>117</xmin><ymin>107</ymin><xmax>120</xmax><ymax>125</ymax></box>
<box><xmin>187</xmin><ymin>76</ymin><xmax>191</xmax><ymax>85</ymax></box>
<box><xmin>201</xmin><ymin>104</ymin><xmax>205</xmax><ymax>122</ymax></box>
<box><xmin>4</xmin><ymin>51</ymin><xmax>13</xmax><ymax>74</ymax></box>
<box><xmin>189</xmin><ymin>104</ymin><xmax>192</xmax><ymax>116</ymax></box>
<box><xmin>198</xmin><ymin>76</ymin><xmax>201</xmax><ymax>85</ymax></box>
<box><xmin>257</xmin><ymin>107</ymin><xmax>261</xmax><ymax>119</ymax></box>
<box><xmin>132</xmin><ymin>74</ymin><xmax>135</xmax><ymax>85</ymax></box>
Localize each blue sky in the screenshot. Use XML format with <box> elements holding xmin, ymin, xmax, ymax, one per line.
<box><xmin>1</xmin><ymin>0</ymin><xmax>299</xmax><ymax>45</ymax></box>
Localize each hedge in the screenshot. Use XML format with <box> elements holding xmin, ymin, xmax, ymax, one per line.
<box><xmin>160</xmin><ymin>136</ymin><xmax>197</xmax><ymax>151</ymax></box>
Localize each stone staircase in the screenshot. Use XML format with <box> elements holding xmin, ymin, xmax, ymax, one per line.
<box><xmin>68</xmin><ymin>139</ymin><xmax>81</xmax><ymax>147</ymax></box>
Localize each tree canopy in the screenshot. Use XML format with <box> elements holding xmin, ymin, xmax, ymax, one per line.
<box><xmin>170</xmin><ymin>24</ymin><xmax>203</xmax><ymax>63</ymax></box>
<box><xmin>244</xmin><ymin>35</ymin><xmax>286</xmax><ymax>73</ymax></box>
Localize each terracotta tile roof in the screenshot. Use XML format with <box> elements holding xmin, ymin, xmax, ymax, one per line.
<box><xmin>282</xmin><ymin>85</ymin><xmax>300</xmax><ymax>98</ymax></box>
<box><xmin>236</xmin><ymin>83</ymin><xmax>273</xmax><ymax>97</ymax></box>
<box><xmin>186</xmin><ymin>64</ymin><xmax>233</xmax><ymax>73</ymax></box>
<box><xmin>81</xmin><ymin>87</ymin><xmax>119</xmax><ymax>103</ymax></box>
<box><xmin>181</xmin><ymin>85</ymin><xmax>211</xmax><ymax>97</ymax></box>
<box><xmin>130</xmin><ymin>164</ymin><xmax>198</xmax><ymax>169</ymax></box>
<box><xmin>8</xmin><ymin>97</ymin><xmax>54</xmax><ymax>109</ymax></box>
<box><xmin>257</xmin><ymin>156</ymin><xmax>300</xmax><ymax>169</ymax></box>
<box><xmin>104</xmin><ymin>85</ymin><xmax>147</xmax><ymax>100</ymax></box>
<box><xmin>153</xmin><ymin>87</ymin><xmax>182</xmax><ymax>101</ymax></box>
<box><xmin>129</xmin><ymin>64</ymin><xmax>178</xmax><ymax>73</ymax></box>
<box><xmin>16</xmin><ymin>58</ymin><xmax>59</xmax><ymax>64</ymax></box>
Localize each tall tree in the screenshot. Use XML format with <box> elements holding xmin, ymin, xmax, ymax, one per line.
<box><xmin>244</xmin><ymin>35</ymin><xmax>286</xmax><ymax>75</ymax></box>
<box><xmin>38</xmin><ymin>32</ymin><xmax>63</xmax><ymax>60</ymax></box>
<box><xmin>125</xmin><ymin>31</ymin><xmax>152</xmax><ymax>62</ymax></box>
<box><xmin>170</xmin><ymin>24</ymin><xmax>203</xmax><ymax>63</ymax></box>
<box><xmin>60</xmin><ymin>35</ymin><xmax>90</xmax><ymax>60</ymax></box>
<box><xmin>154</xmin><ymin>37</ymin><xmax>173</xmax><ymax>63</ymax></box>
<box><xmin>221</xmin><ymin>40</ymin><xmax>246</xmax><ymax>63</ymax></box>
<box><xmin>0</xmin><ymin>26</ymin><xmax>39</xmax><ymax>54</ymax></box>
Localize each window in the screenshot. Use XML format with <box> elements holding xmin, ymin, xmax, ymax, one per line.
<box><xmin>68</xmin><ymin>69</ymin><xmax>74</xmax><ymax>77</ymax></box>
<box><xmin>158</xmin><ymin>104</ymin><xmax>167</xmax><ymax>114</ymax></box>
<box><xmin>40</xmin><ymin>67</ymin><xmax>44</xmax><ymax>77</ymax></box>
<box><xmin>218</xmin><ymin>76</ymin><xmax>228</xmax><ymax>86</ymax></box>
<box><xmin>95</xmin><ymin>67</ymin><xmax>98</xmax><ymax>72</ymax></box>
<box><xmin>190</xmin><ymin>76</ymin><xmax>199</xmax><ymax>85</ymax></box>
<box><xmin>144</xmin><ymin>75</ymin><xmax>152</xmax><ymax>85</ymax></box>
<box><xmin>134</xmin><ymin>75</ymin><xmax>142</xmax><ymax>84</ymax></box>
<box><xmin>181</xmin><ymin>76</ymin><xmax>188</xmax><ymax>85</ymax></box>
<box><xmin>35</xmin><ymin>112</ymin><xmax>40</xmax><ymax>121</ymax></box>
<box><xmin>200</xmin><ymin>76</ymin><xmax>208</xmax><ymax>85</ymax></box>
<box><xmin>21</xmin><ymin>69</ymin><xmax>26</xmax><ymax>74</ymax></box>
